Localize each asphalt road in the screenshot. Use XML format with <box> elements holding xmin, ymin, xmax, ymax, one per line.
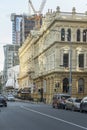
<box><xmin>0</xmin><ymin>101</ymin><xmax>87</xmax><ymax>130</ymax></box>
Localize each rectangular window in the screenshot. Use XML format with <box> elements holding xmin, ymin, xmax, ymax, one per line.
<box><xmin>79</xmin><ymin>54</ymin><xmax>84</xmax><ymax>67</ymax></box>
<box><xmin>61</xmin><ymin>29</ymin><xmax>65</xmax><ymax>41</ymax></box>
<box><xmin>63</xmin><ymin>54</ymin><xmax>69</xmax><ymax>67</ymax></box>
<box><xmin>78</xmin><ymin>79</ymin><xmax>84</xmax><ymax>93</ymax></box>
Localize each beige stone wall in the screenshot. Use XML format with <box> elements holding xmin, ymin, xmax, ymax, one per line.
<box><xmin>19</xmin><ymin>8</ymin><xmax>87</xmax><ymax>103</ymax></box>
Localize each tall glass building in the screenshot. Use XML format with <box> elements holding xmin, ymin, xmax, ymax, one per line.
<box><xmin>11</xmin><ymin>13</ymin><xmax>23</xmax><ymax>45</ymax></box>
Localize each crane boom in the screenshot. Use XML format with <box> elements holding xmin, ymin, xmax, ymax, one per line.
<box><xmin>39</xmin><ymin>0</ymin><xmax>46</xmax><ymax>14</ymax></box>
<box><xmin>29</xmin><ymin>0</ymin><xmax>36</xmax><ymax>14</ymax></box>
<box><xmin>29</xmin><ymin>0</ymin><xmax>47</xmax><ymax>14</ymax></box>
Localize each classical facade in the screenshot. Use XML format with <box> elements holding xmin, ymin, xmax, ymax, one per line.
<box><xmin>18</xmin><ymin>7</ymin><xmax>87</xmax><ymax>103</ymax></box>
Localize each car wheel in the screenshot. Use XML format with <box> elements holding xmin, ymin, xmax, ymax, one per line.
<box><xmin>80</xmin><ymin>107</ymin><xmax>83</xmax><ymax>113</ymax></box>
<box><xmin>52</xmin><ymin>105</ymin><xmax>55</xmax><ymax>108</ymax></box>
<box><xmin>60</xmin><ymin>104</ymin><xmax>64</xmax><ymax>109</ymax></box>
<box><xmin>72</xmin><ymin>106</ymin><xmax>75</xmax><ymax>111</ymax></box>
<box><xmin>65</xmin><ymin>106</ymin><xmax>68</xmax><ymax>110</ymax></box>
<box><xmin>5</xmin><ymin>105</ymin><xmax>7</xmax><ymax>107</ymax></box>
<box><xmin>57</xmin><ymin>104</ymin><xmax>60</xmax><ymax>109</ymax></box>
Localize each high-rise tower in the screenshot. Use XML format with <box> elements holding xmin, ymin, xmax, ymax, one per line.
<box><xmin>11</xmin><ymin>13</ymin><xmax>22</xmax><ymax>45</ymax></box>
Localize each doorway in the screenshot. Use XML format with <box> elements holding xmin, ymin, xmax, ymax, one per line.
<box><xmin>63</xmin><ymin>78</ymin><xmax>69</xmax><ymax>93</ymax></box>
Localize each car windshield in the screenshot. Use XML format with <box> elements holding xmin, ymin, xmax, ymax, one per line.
<box><xmin>8</xmin><ymin>95</ymin><xmax>14</xmax><ymax>97</ymax></box>
<box><xmin>75</xmin><ymin>99</ymin><xmax>82</xmax><ymax>103</ymax></box>
<box><xmin>0</xmin><ymin>96</ymin><xmax>4</xmax><ymax>99</ymax></box>
<box><xmin>61</xmin><ymin>95</ymin><xmax>70</xmax><ymax>99</ymax></box>
<box><xmin>84</xmin><ymin>99</ymin><xmax>87</xmax><ymax>101</ymax></box>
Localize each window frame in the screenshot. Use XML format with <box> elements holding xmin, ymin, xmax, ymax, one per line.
<box><xmin>78</xmin><ymin>78</ymin><xmax>84</xmax><ymax>93</ymax></box>
<box><xmin>61</xmin><ymin>28</ymin><xmax>65</xmax><ymax>41</ymax></box>
<box><xmin>77</xmin><ymin>29</ymin><xmax>80</xmax><ymax>42</ymax></box>
<box><xmin>67</xmin><ymin>28</ymin><xmax>71</xmax><ymax>41</ymax></box>
<box><xmin>78</xmin><ymin>53</ymin><xmax>84</xmax><ymax>68</ymax></box>
<box><xmin>63</xmin><ymin>53</ymin><xmax>69</xmax><ymax>67</ymax></box>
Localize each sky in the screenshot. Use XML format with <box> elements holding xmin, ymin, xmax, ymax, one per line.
<box><xmin>0</xmin><ymin>0</ymin><xmax>87</xmax><ymax>72</ymax></box>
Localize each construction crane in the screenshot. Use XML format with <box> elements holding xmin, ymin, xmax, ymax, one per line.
<box><xmin>29</xmin><ymin>0</ymin><xmax>46</xmax><ymax>15</ymax></box>
<box><xmin>28</xmin><ymin>0</ymin><xmax>47</xmax><ymax>29</ymax></box>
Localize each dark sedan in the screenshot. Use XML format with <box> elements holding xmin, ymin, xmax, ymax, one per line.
<box><xmin>0</xmin><ymin>95</ymin><xmax>7</xmax><ymax>107</ymax></box>
<box><xmin>80</xmin><ymin>96</ymin><xmax>87</xmax><ymax>112</ymax></box>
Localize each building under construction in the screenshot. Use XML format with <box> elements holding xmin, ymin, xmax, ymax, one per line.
<box><xmin>11</xmin><ymin>0</ymin><xmax>46</xmax><ymax>46</ymax></box>
<box><xmin>20</xmin><ymin>14</ymin><xmax>43</xmax><ymax>46</ymax></box>
<box><xmin>11</xmin><ymin>13</ymin><xmax>42</xmax><ymax>46</ymax></box>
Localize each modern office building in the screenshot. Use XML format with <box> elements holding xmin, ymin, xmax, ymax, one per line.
<box><xmin>3</xmin><ymin>44</ymin><xmax>20</xmax><ymax>87</ymax></box>
<box><xmin>0</xmin><ymin>71</ymin><xmax>4</xmax><ymax>93</ymax></box>
<box><xmin>11</xmin><ymin>13</ymin><xmax>23</xmax><ymax>45</ymax></box>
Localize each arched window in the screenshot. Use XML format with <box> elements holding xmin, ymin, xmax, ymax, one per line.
<box><xmin>67</xmin><ymin>28</ymin><xmax>71</xmax><ymax>41</ymax></box>
<box><xmin>63</xmin><ymin>78</ymin><xmax>69</xmax><ymax>93</ymax></box>
<box><xmin>78</xmin><ymin>78</ymin><xmax>84</xmax><ymax>93</ymax></box>
<box><xmin>61</xmin><ymin>28</ymin><xmax>65</xmax><ymax>41</ymax></box>
<box><xmin>83</xmin><ymin>29</ymin><xmax>87</xmax><ymax>42</ymax></box>
<box><xmin>77</xmin><ymin>29</ymin><xmax>80</xmax><ymax>42</ymax></box>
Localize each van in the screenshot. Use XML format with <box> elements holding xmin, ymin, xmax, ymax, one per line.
<box><xmin>52</xmin><ymin>93</ymin><xmax>71</xmax><ymax>109</ymax></box>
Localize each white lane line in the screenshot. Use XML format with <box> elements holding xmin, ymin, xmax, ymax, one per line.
<box><xmin>21</xmin><ymin>106</ymin><xmax>87</xmax><ymax>130</ymax></box>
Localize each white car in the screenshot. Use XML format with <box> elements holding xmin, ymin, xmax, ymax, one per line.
<box><xmin>7</xmin><ymin>95</ymin><xmax>15</xmax><ymax>101</ymax></box>
<box><xmin>80</xmin><ymin>96</ymin><xmax>87</xmax><ymax>112</ymax></box>
<box><xmin>65</xmin><ymin>97</ymin><xmax>82</xmax><ymax>111</ymax></box>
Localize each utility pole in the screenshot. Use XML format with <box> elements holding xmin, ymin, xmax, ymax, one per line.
<box><xmin>67</xmin><ymin>30</ymin><xmax>72</xmax><ymax>96</ymax></box>
<box><xmin>69</xmin><ymin>39</ymin><xmax>72</xmax><ymax>96</ymax></box>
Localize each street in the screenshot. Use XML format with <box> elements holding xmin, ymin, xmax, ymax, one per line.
<box><xmin>0</xmin><ymin>101</ymin><xmax>87</xmax><ymax>130</ymax></box>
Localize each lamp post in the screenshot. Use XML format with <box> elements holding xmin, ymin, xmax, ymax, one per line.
<box><xmin>69</xmin><ymin>38</ymin><xmax>72</xmax><ymax>96</ymax></box>
<box><xmin>66</xmin><ymin>30</ymin><xmax>72</xmax><ymax>96</ymax></box>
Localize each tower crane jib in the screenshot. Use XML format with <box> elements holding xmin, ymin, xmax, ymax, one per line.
<box><xmin>39</xmin><ymin>0</ymin><xmax>46</xmax><ymax>14</ymax></box>
<box><xmin>29</xmin><ymin>0</ymin><xmax>36</xmax><ymax>14</ymax></box>
<box><xmin>29</xmin><ymin>0</ymin><xmax>47</xmax><ymax>15</ymax></box>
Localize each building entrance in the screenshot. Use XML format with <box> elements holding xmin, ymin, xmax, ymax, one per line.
<box><xmin>63</xmin><ymin>78</ymin><xmax>69</xmax><ymax>93</ymax></box>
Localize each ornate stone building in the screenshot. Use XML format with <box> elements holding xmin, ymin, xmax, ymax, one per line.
<box><xmin>18</xmin><ymin>7</ymin><xmax>87</xmax><ymax>103</ymax></box>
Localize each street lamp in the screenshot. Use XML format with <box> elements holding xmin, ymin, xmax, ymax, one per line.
<box><xmin>68</xmin><ymin>35</ymin><xmax>72</xmax><ymax>96</ymax></box>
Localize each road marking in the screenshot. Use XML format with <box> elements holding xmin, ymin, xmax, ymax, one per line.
<box><xmin>21</xmin><ymin>106</ymin><xmax>87</xmax><ymax>130</ymax></box>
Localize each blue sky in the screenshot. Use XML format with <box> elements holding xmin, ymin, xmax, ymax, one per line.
<box><xmin>0</xmin><ymin>0</ymin><xmax>87</xmax><ymax>71</ymax></box>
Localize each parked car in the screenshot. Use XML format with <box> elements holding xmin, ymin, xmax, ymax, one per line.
<box><xmin>65</xmin><ymin>97</ymin><xmax>82</xmax><ymax>111</ymax></box>
<box><xmin>7</xmin><ymin>94</ymin><xmax>15</xmax><ymax>101</ymax></box>
<box><xmin>52</xmin><ymin>93</ymin><xmax>71</xmax><ymax>109</ymax></box>
<box><xmin>80</xmin><ymin>96</ymin><xmax>87</xmax><ymax>112</ymax></box>
<box><xmin>0</xmin><ymin>95</ymin><xmax>7</xmax><ymax>107</ymax></box>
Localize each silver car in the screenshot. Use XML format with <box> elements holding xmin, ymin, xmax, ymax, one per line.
<box><xmin>7</xmin><ymin>95</ymin><xmax>15</xmax><ymax>101</ymax></box>
<box><xmin>65</xmin><ymin>97</ymin><xmax>82</xmax><ymax>111</ymax></box>
<box><xmin>80</xmin><ymin>96</ymin><xmax>87</xmax><ymax>112</ymax></box>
